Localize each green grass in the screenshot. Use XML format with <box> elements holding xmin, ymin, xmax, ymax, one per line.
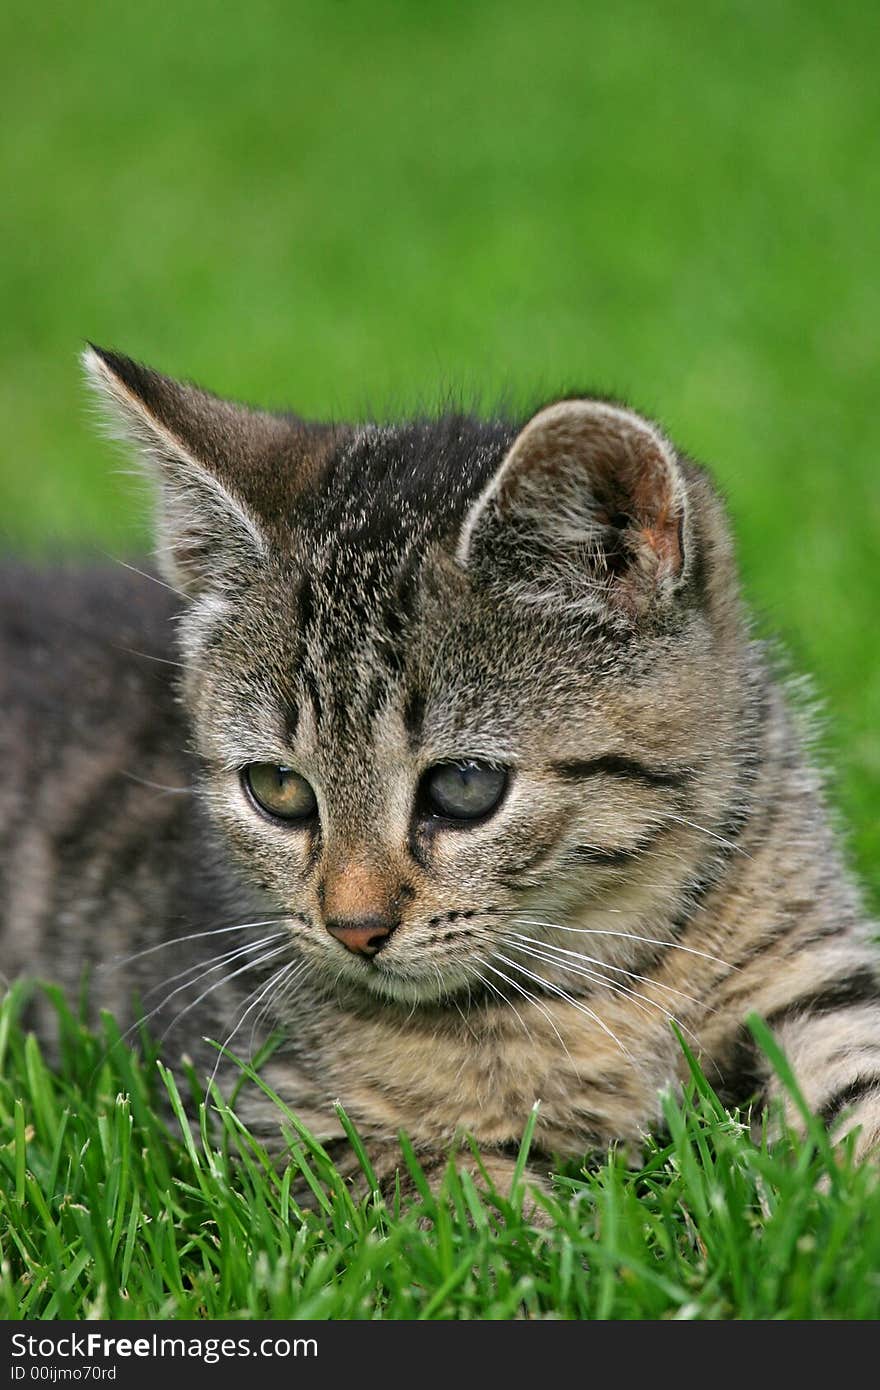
<box><xmin>1</xmin><ymin>0</ymin><xmax>878</xmax><ymax>1322</ymax></box>
<box><xmin>3</xmin><ymin>983</ymin><xmax>880</xmax><ymax>1321</ymax></box>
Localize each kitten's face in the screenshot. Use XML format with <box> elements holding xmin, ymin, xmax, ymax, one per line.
<box><xmin>183</xmin><ymin>494</ymin><xmax>731</xmax><ymax>1007</ymax></box>
<box><xmin>86</xmin><ymin>349</ymin><xmax>742</xmax><ymax>1007</ymax></box>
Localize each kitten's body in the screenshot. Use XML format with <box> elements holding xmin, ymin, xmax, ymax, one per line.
<box><xmin>1</xmin><ymin>353</ymin><xmax>877</xmax><ymax>1195</ymax></box>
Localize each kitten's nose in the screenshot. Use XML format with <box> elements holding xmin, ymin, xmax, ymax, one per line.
<box><xmin>325</xmin><ymin>917</ymin><xmax>397</xmax><ymax>956</ymax></box>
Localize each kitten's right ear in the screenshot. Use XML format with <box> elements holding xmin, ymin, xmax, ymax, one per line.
<box><xmin>83</xmin><ymin>345</ymin><xmax>281</xmax><ymax>597</ymax></box>
<box><xmin>456</xmin><ymin>397</ymin><xmax>691</xmax><ymax>619</ymax></box>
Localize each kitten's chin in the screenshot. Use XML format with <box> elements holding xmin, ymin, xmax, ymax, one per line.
<box><xmin>326</xmin><ymin>953</ymin><xmax>479</xmax><ymax>1007</ymax></box>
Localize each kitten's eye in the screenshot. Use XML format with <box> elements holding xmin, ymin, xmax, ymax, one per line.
<box><xmin>243</xmin><ymin>764</ymin><xmax>317</xmax><ymax>822</ymax></box>
<box><xmin>421</xmin><ymin>760</ymin><xmax>507</xmax><ymax>821</ymax></box>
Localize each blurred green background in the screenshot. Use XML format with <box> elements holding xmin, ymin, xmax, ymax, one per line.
<box><xmin>0</xmin><ymin>0</ymin><xmax>877</xmax><ymax>898</ymax></box>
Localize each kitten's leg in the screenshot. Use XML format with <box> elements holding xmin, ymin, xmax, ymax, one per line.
<box><xmin>353</xmin><ymin>1141</ymin><xmax>554</xmax><ymax>1224</ymax></box>
<box><xmin>711</xmin><ymin>941</ymin><xmax>880</xmax><ymax>1158</ymax></box>
<box><xmin>765</xmin><ymin>1001</ymin><xmax>880</xmax><ymax>1159</ymax></box>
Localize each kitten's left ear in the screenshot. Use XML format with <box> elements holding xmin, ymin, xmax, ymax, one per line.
<box><xmin>83</xmin><ymin>345</ymin><xmax>287</xmax><ymax>596</ymax></box>
<box><xmin>456</xmin><ymin>398</ymin><xmax>690</xmax><ymax>617</ymax></box>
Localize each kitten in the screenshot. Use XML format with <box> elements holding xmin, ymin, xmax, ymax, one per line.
<box><xmin>1</xmin><ymin>346</ymin><xmax>877</xmax><ymax>1202</ymax></box>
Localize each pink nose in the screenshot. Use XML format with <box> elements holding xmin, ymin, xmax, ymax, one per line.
<box><xmin>325</xmin><ymin>917</ymin><xmax>396</xmax><ymax>956</ymax></box>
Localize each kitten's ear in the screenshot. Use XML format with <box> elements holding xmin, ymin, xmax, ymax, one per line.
<box><xmin>83</xmin><ymin>345</ymin><xmax>280</xmax><ymax>596</ymax></box>
<box><xmin>456</xmin><ymin>398</ymin><xmax>690</xmax><ymax>617</ymax></box>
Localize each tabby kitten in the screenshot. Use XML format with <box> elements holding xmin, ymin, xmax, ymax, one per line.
<box><xmin>1</xmin><ymin>346</ymin><xmax>877</xmax><ymax>1202</ymax></box>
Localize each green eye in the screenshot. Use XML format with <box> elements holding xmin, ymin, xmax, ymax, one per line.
<box><xmin>243</xmin><ymin>764</ymin><xmax>317</xmax><ymax>822</ymax></box>
<box><xmin>421</xmin><ymin>760</ymin><xmax>508</xmax><ymax>822</ymax></box>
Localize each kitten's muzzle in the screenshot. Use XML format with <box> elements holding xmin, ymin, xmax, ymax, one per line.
<box><xmin>325</xmin><ymin>916</ymin><xmax>398</xmax><ymax>957</ymax></box>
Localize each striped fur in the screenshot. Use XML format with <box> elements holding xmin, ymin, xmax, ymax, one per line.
<box><xmin>0</xmin><ymin>348</ymin><xmax>876</xmax><ymax>1200</ymax></box>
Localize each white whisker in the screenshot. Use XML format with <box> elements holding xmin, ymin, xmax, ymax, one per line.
<box><xmin>114</xmin><ymin>644</ymin><xmax>186</xmax><ymax>669</ymax></box>
<box><xmin>248</xmin><ymin>960</ymin><xmax>312</xmax><ymax>1057</ymax></box>
<box><xmin>110</xmin><ymin>557</ymin><xmax>190</xmax><ymax>602</ymax></box>
<box><xmin>112</xmin><ymin>937</ymin><xmax>288</xmax><ymax>1054</ymax></box>
<box><xmin>447</xmin><ymin>983</ymin><xmax>480</xmax><ymax>1040</ymax></box>
<box><xmin>503</xmin><ymin>930</ymin><xmax>710</xmax><ymax>1010</ymax></box>
<box><xmin>100</xmin><ymin>918</ymin><xmax>293</xmax><ymax>972</ymax></box>
<box><xmin>479</xmin><ymin>958</ymin><xmax>582</xmax><ymax>1079</ymax></box>
<box><xmin>508</xmin><ymin>916</ymin><xmax>738</xmax><ymax>971</ymax></box>
<box><xmin>493</xmin><ymin>951</ymin><xmax>634</xmax><ymax>1063</ymax></box>
<box><xmin>209</xmin><ymin>958</ymin><xmax>307</xmax><ymax>1086</ymax></box>
<box><xmin>157</xmin><ymin>943</ymin><xmax>289</xmax><ymax>1044</ymax></box>
<box><xmin>140</xmin><ymin>931</ymin><xmax>287</xmax><ymax>1002</ymax></box>
<box><xmin>473</xmin><ymin>963</ymin><xmax>537</xmax><ymax>1045</ymax></box>
<box><xmin>119</xmin><ymin>770</ymin><xmax>192</xmax><ymax>795</ymax></box>
<box><xmin>663</xmin><ymin>812</ymin><xmax>750</xmax><ymax>857</ymax></box>
<box><xmin>498</xmin><ymin>934</ymin><xmax>704</xmax><ymax>1049</ymax></box>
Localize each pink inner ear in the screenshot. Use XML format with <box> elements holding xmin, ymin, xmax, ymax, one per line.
<box><xmin>503</xmin><ymin>408</ymin><xmax>685</xmax><ymax>582</ymax></box>
<box><xmin>458</xmin><ymin>399</ymin><xmax>688</xmax><ymax>609</ymax></box>
<box><xmin>630</xmin><ymin>452</ymin><xmax>684</xmax><ymax>580</ymax></box>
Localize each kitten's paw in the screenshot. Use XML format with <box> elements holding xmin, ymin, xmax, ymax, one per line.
<box><xmin>391</xmin><ymin>1150</ymin><xmax>554</xmax><ymax>1230</ymax></box>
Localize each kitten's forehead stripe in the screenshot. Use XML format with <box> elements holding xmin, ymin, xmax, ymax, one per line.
<box><xmin>297</xmin><ymin>571</ymin><xmax>315</xmax><ymax>641</ymax></box>
<box><xmin>303</xmin><ymin>667</ymin><xmax>323</xmax><ymax>729</ymax></box>
<box><xmin>283</xmin><ymin>701</ymin><xmax>300</xmax><ymax>745</ymax></box>
<box><xmin>403</xmin><ymin>690</ymin><xmax>426</xmax><ymax>748</ymax></box>
<box><xmin>293</xmin><ymin>537</ymin><xmax>431</xmax><ymax>756</ymax></box>
<box><xmin>303</xmin><ymin>419</ymin><xmax>516</xmax><ymax>552</ymax></box>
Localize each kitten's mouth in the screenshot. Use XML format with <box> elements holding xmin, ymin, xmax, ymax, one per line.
<box><xmin>326</xmin><ymin>946</ymin><xmax>480</xmax><ymax>1007</ymax></box>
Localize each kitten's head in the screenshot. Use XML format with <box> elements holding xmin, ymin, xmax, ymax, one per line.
<box><xmin>86</xmin><ymin>347</ymin><xmax>747</xmax><ymax>1006</ymax></box>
